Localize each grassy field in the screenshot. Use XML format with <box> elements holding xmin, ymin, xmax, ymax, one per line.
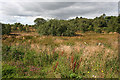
<box><xmin>2</xmin><ymin>31</ymin><xmax>119</xmax><ymax>78</ymax></box>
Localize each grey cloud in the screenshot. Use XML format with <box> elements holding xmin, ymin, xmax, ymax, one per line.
<box><xmin>0</xmin><ymin>2</ymin><xmax>75</xmax><ymax>16</ymax></box>
<box><xmin>118</xmin><ymin>1</ymin><xmax>120</xmax><ymax>15</ymax></box>
<box><xmin>48</xmin><ymin>2</ymin><xmax>118</xmax><ymax>19</ymax></box>
<box><xmin>0</xmin><ymin>0</ymin><xmax>119</xmax><ymax>2</ymax></box>
<box><xmin>0</xmin><ymin>2</ymin><xmax>118</xmax><ymax>24</ymax></box>
<box><xmin>38</xmin><ymin>2</ymin><xmax>75</xmax><ymax>10</ymax></box>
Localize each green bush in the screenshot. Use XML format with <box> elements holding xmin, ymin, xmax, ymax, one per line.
<box><xmin>11</xmin><ymin>23</ymin><xmax>26</xmax><ymax>32</ymax></box>
<box><xmin>36</xmin><ymin>19</ymin><xmax>76</xmax><ymax>36</ymax></box>
<box><xmin>18</xmin><ymin>24</ymin><xmax>26</xmax><ymax>32</ymax></box>
<box><xmin>94</xmin><ymin>28</ymin><xmax>102</xmax><ymax>33</ymax></box>
<box><xmin>2</xmin><ymin>24</ymin><xmax>11</xmax><ymax>35</ymax></box>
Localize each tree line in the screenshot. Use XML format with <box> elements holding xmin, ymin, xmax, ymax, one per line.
<box><xmin>1</xmin><ymin>14</ymin><xmax>120</xmax><ymax>36</ymax></box>
<box><xmin>35</xmin><ymin>14</ymin><xmax>120</xmax><ymax>36</ymax></box>
<box><xmin>1</xmin><ymin>22</ymin><xmax>33</xmax><ymax>35</ymax></box>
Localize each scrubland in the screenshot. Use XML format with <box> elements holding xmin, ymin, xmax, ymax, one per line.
<box><xmin>2</xmin><ymin>31</ymin><xmax>119</xmax><ymax>78</ymax></box>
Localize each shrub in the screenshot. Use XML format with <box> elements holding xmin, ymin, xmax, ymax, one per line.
<box><xmin>2</xmin><ymin>24</ymin><xmax>11</xmax><ymax>35</ymax></box>
<box><xmin>36</xmin><ymin>19</ymin><xmax>76</xmax><ymax>36</ymax></box>
<box><xmin>94</xmin><ymin>28</ymin><xmax>102</xmax><ymax>33</ymax></box>
<box><xmin>18</xmin><ymin>24</ymin><xmax>25</xmax><ymax>32</ymax></box>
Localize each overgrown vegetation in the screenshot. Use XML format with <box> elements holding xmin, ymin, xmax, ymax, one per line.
<box><xmin>2</xmin><ymin>42</ymin><xmax>119</xmax><ymax>78</ymax></box>
<box><xmin>1</xmin><ymin>14</ymin><xmax>120</xmax><ymax>79</ymax></box>
<box><xmin>2</xmin><ymin>31</ymin><xmax>119</xmax><ymax>78</ymax></box>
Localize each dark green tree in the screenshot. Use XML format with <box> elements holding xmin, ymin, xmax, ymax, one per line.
<box><xmin>34</xmin><ymin>18</ymin><xmax>46</xmax><ymax>25</ymax></box>
<box><xmin>2</xmin><ymin>24</ymin><xmax>11</xmax><ymax>35</ymax></box>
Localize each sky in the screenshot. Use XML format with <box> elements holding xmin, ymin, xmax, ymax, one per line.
<box><xmin>0</xmin><ymin>0</ymin><xmax>119</xmax><ymax>25</ymax></box>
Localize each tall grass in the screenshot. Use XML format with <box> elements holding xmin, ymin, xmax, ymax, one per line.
<box><xmin>2</xmin><ymin>32</ymin><xmax>119</xmax><ymax>78</ymax></box>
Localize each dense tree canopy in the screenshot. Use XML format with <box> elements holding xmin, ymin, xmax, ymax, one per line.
<box><xmin>36</xmin><ymin>19</ymin><xmax>76</xmax><ymax>36</ymax></box>
<box><xmin>35</xmin><ymin>14</ymin><xmax>120</xmax><ymax>36</ymax></box>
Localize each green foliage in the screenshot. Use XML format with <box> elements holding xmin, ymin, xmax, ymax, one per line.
<box><xmin>34</xmin><ymin>18</ymin><xmax>46</xmax><ymax>25</ymax></box>
<box><xmin>10</xmin><ymin>23</ymin><xmax>27</xmax><ymax>32</ymax></box>
<box><xmin>37</xmin><ymin>19</ymin><xmax>76</xmax><ymax>36</ymax></box>
<box><xmin>94</xmin><ymin>27</ymin><xmax>102</xmax><ymax>33</ymax></box>
<box><xmin>17</xmin><ymin>23</ymin><xmax>26</xmax><ymax>32</ymax></box>
<box><xmin>35</xmin><ymin>14</ymin><xmax>120</xmax><ymax>35</ymax></box>
<box><xmin>2</xmin><ymin>45</ymin><xmax>26</xmax><ymax>61</ymax></box>
<box><xmin>26</xmin><ymin>25</ymin><xmax>29</xmax><ymax>32</ymax></box>
<box><xmin>2</xmin><ymin>24</ymin><xmax>11</xmax><ymax>35</ymax></box>
<box><xmin>118</xmin><ymin>15</ymin><xmax>120</xmax><ymax>23</ymax></box>
<box><xmin>18</xmin><ymin>24</ymin><xmax>24</xmax><ymax>31</ymax></box>
<box><xmin>88</xmin><ymin>25</ymin><xmax>94</xmax><ymax>31</ymax></box>
<box><xmin>2</xmin><ymin>44</ymin><xmax>59</xmax><ymax>67</ymax></box>
<box><xmin>13</xmin><ymin>23</ymin><xmax>18</xmax><ymax>31</ymax></box>
<box><xmin>1</xmin><ymin>14</ymin><xmax>120</xmax><ymax>35</ymax></box>
<box><xmin>2</xmin><ymin>45</ymin><xmax>11</xmax><ymax>61</ymax></box>
<box><xmin>13</xmin><ymin>25</ymin><xmax>17</xmax><ymax>31</ymax></box>
<box><xmin>69</xmin><ymin>73</ymin><xmax>78</xmax><ymax>78</ymax></box>
<box><xmin>2</xmin><ymin>64</ymin><xmax>17</xmax><ymax>78</ymax></box>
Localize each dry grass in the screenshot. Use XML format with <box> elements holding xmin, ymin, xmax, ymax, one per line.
<box><xmin>2</xmin><ymin>31</ymin><xmax>119</xmax><ymax>78</ymax></box>
<box><xmin>3</xmin><ymin>31</ymin><xmax>118</xmax><ymax>58</ymax></box>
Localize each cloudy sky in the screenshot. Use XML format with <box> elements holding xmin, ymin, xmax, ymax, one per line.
<box><xmin>0</xmin><ymin>0</ymin><xmax>119</xmax><ymax>25</ymax></box>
